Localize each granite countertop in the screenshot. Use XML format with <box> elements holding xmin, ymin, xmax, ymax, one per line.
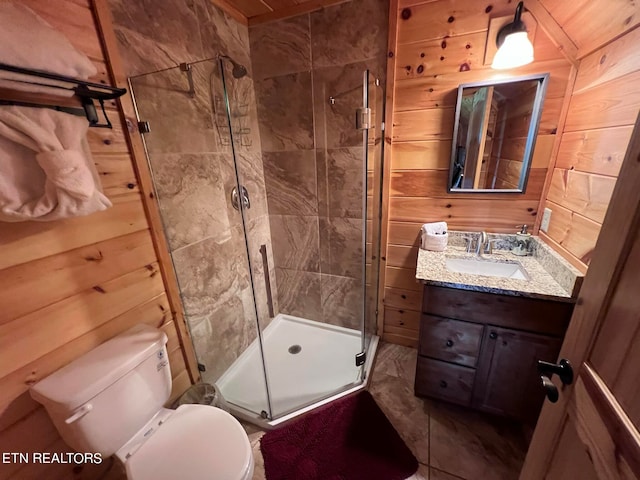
<box><xmin>415</xmin><ymin>233</ymin><xmax>583</xmax><ymax>302</ymax></box>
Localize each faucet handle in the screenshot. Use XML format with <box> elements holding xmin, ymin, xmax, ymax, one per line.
<box><xmin>461</xmin><ymin>236</ymin><xmax>474</xmax><ymax>253</ymax></box>
<box><xmin>476</xmin><ymin>231</ymin><xmax>488</xmax><ymax>255</ymax></box>
<box><xmin>484</xmin><ymin>238</ymin><xmax>501</xmax><ymax>255</ymax></box>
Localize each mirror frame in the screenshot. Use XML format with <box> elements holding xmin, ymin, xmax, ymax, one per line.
<box><xmin>447</xmin><ymin>72</ymin><xmax>550</xmax><ymax>193</ymax></box>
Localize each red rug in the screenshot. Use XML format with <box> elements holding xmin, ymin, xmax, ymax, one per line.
<box><xmin>260</xmin><ymin>391</ymin><xmax>419</xmax><ymax>480</ymax></box>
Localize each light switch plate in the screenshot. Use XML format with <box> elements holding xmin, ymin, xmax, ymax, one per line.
<box><xmin>541</xmin><ymin>208</ymin><xmax>552</xmax><ymax>232</ymax></box>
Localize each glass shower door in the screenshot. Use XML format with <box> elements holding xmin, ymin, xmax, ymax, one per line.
<box><xmin>214</xmin><ymin>57</ymin><xmax>277</xmax><ymax>420</ymax></box>
<box><xmin>363</xmin><ymin>70</ymin><xmax>384</xmax><ymax>374</ymax></box>
<box><xmin>234</xmin><ymin>63</ymin><xmax>384</xmax><ymax>420</ymax></box>
<box><xmin>128</xmin><ymin>59</ymin><xmax>272</xmax><ymax>419</ymax></box>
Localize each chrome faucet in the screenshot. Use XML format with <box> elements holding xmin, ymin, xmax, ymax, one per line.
<box><xmin>476</xmin><ymin>231</ymin><xmax>488</xmax><ymax>256</ymax></box>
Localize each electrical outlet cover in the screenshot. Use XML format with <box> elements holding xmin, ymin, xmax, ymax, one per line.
<box><xmin>541</xmin><ymin>208</ymin><xmax>552</xmax><ymax>232</ymax></box>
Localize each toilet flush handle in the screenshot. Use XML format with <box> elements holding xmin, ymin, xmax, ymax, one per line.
<box><xmin>65</xmin><ymin>404</ymin><xmax>93</xmax><ymax>424</ymax></box>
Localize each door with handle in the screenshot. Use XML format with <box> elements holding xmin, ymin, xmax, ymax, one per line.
<box><xmin>520</xmin><ymin>115</ymin><xmax>640</xmax><ymax>479</ymax></box>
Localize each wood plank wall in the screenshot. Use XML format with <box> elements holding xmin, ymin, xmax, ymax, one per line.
<box><xmin>381</xmin><ymin>0</ymin><xmax>573</xmax><ymax>347</ymax></box>
<box><xmin>0</xmin><ymin>2</ymin><xmax>195</xmax><ymax>478</ymax></box>
<box><xmin>539</xmin><ymin>25</ymin><xmax>640</xmax><ymax>273</ymax></box>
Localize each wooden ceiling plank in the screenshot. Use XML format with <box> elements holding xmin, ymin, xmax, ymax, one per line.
<box><xmin>564</xmin><ymin>3</ymin><xmax>640</xmax><ymax>59</ymax></box>
<box><xmin>209</xmin><ymin>0</ymin><xmax>250</xmax><ymax>24</ymax></box>
<box><xmin>257</xmin><ymin>0</ymin><xmax>275</xmax><ymax>11</ymax></box>
<box><xmin>538</xmin><ymin>0</ymin><xmax>638</xmax><ymax>59</ymax></box>
<box><xmin>538</xmin><ymin>0</ymin><xmax>586</xmax><ymax>28</ymax></box>
<box><xmin>525</xmin><ymin>0</ymin><xmax>578</xmax><ymax>66</ymax></box>
<box><xmin>262</xmin><ymin>0</ymin><xmax>299</xmax><ymax>10</ymax></box>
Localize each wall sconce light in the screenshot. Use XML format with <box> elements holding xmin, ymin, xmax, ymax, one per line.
<box><xmin>491</xmin><ymin>1</ymin><xmax>534</xmax><ymax>69</ymax></box>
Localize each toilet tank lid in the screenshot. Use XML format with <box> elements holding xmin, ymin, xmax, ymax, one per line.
<box><xmin>30</xmin><ymin>324</ymin><xmax>168</xmax><ymax>411</ymax></box>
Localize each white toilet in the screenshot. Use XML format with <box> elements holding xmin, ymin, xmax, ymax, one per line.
<box><xmin>30</xmin><ymin>324</ymin><xmax>254</xmax><ymax>480</ymax></box>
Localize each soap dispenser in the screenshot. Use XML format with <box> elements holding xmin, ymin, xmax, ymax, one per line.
<box><xmin>512</xmin><ymin>225</ymin><xmax>531</xmax><ymax>256</ymax></box>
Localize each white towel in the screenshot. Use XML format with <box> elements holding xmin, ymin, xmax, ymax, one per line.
<box><xmin>0</xmin><ymin>106</ymin><xmax>111</xmax><ymax>222</ymax></box>
<box><xmin>421</xmin><ymin>221</ymin><xmax>448</xmax><ymax>251</ymax></box>
<box><xmin>421</xmin><ymin>221</ymin><xmax>448</xmax><ymax>236</ymax></box>
<box><xmin>0</xmin><ymin>3</ymin><xmax>110</xmax><ymax>221</ymax></box>
<box><xmin>0</xmin><ymin>2</ymin><xmax>97</xmax><ymax>96</ymax></box>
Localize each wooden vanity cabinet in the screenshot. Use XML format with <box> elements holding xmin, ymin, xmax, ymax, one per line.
<box><xmin>415</xmin><ymin>285</ymin><xmax>573</xmax><ymax>423</ymax></box>
<box><xmin>473</xmin><ymin>327</ymin><xmax>562</xmax><ymax>423</ymax></box>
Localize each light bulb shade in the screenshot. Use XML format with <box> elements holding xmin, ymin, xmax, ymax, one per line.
<box><xmin>491</xmin><ymin>31</ymin><xmax>534</xmax><ymax>69</ymax></box>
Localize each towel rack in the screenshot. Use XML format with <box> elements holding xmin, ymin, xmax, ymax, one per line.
<box><xmin>0</xmin><ymin>62</ymin><xmax>126</xmax><ymax>128</ymax></box>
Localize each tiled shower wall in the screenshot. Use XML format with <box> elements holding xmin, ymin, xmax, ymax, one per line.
<box><xmin>109</xmin><ymin>0</ymin><xmax>277</xmax><ymax>383</ymax></box>
<box><xmin>108</xmin><ymin>0</ymin><xmax>388</xmax><ymax>382</ymax></box>
<box><xmin>249</xmin><ymin>0</ymin><xmax>389</xmax><ymax>330</ymax></box>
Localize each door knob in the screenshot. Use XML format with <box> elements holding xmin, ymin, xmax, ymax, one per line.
<box><xmin>537</xmin><ymin>358</ymin><xmax>573</xmax><ymax>386</ymax></box>
<box><xmin>540</xmin><ymin>375</ymin><xmax>558</xmax><ymax>403</ymax></box>
<box><xmin>231</xmin><ymin>185</ymin><xmax>250</xmax><ymax>211</ymax></box>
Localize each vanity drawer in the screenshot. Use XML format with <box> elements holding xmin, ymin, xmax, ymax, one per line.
<box><xmin>419</xmin><ymin>314</ymin><xmax>484</xmax><ymax>367</ymax></box>
<box><xmin>422</xmin><ymin>285</ymin><xmax>573</xmax><ymax>336</ymax></box>
<box><xmin>415</xmin><ymin>357</ymin><xmax>475</xmax><ymax>406</ymax></box>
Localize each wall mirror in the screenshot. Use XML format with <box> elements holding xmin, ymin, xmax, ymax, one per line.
<box><xmin>448</xmin><ymin>73</ymin><xmax>549</xmax><ymax>193</ymax></box>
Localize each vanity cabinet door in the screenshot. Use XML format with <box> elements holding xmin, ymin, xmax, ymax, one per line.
<box><xmin>473</xmin><ymin>326</ymin><xmax>562</xmax><ymax>423</ymax></box>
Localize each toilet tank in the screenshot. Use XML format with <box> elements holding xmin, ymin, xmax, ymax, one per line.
<box><xmin>30</xmin><ymin>324</ymin><xmax>172</xmax><ymax>457</ymax></box>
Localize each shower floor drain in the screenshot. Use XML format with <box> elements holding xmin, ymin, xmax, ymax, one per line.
<box><xmin>288</xmin><ymin>344</ymin><xmax>302</xmax><ymax>354</ymax></box>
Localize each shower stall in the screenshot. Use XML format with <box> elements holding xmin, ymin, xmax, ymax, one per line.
<box><xmin>129</xmin><ymin>55</ymin><xmax>384</xmax><ymax>426</ymax></box>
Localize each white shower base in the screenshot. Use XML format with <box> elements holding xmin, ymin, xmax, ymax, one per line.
<box><xmin>216</xmin><ymin>314</ymin><xmax>378</xmax><ymax>428</ymax></box>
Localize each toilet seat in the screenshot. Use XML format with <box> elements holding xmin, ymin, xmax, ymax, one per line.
<box><xmin>124</xmin><ymin>404</ymin><xmax>253</xmax><ymax>480</ymax></box>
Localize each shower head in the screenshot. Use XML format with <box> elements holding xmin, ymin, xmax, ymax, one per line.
<box><xmin>219</xmin><ymin>54</ymin><xmax>248</xmax><ymax>79</ymax></box>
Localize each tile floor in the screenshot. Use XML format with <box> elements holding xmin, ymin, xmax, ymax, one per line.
<box><xmin>244</xmin><ymin>341</ymin><xmax>528</xmax><ymax>480</ymax></box>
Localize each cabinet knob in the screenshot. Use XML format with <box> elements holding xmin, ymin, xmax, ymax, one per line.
<box><xmin>439</xmin><ymin>380</ymin><xmax>448</xmax><ymax>388</ymax></box>
<box><xmin>445</xmin><ymin>339</ymin><xmax>454</xmax><ymax>347</ymax></box>
<box><xmin>489</xmin><ymin>331</ymin><xmax>498</xmax><ymax>339</ymax></box>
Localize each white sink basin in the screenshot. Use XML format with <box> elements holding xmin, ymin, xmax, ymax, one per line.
<box><xmin>445</xmin><ymin>257</ymin><xmax>529</xmax><ymax>280</ymax></box>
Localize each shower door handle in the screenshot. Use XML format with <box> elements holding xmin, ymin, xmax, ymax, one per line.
<box><xmin>260</xmin><ymin>244</ymin><xmax>275</xmax><ymax>318</ymax></box>
<box><xmin>231</xmin><ymin>185</ymin><xmax>250</xmax><ymax>211</ymax></box>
